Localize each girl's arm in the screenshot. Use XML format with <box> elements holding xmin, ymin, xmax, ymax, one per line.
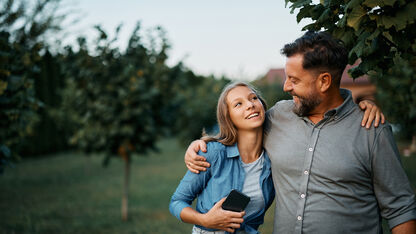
<box><xmin>170</xmin><ymin>146</ymin><xmax>244</xmax><ymax>232</ymax></box>
<box><xmin>180</xmin><ymin>197</ymin><xmax>245</xmax><ymax>233</ymax></box>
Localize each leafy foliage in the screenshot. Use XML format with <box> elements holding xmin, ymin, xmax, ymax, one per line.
<box><xmin>286</xmin><ymin>0</ymin><xmax>416</xmax><ymax>138</ymax></box>
<box><xmin>54</xmin><ymin>23</ymin><xmax>229</xmax><ymax>220</ymax></box>
<box><xmin>174</xmin><ymin>73</ymin><xmax>229</xmax><ymax>144</ymax></box>
<box><xmin>252</xmin><ymin>80</ymin><xmax>292</xmax><ymax>109</ymax></box>
<box><xmin>0</xmin><ymin>0</ymin><xmax>66</xmax><ymax>172</ymax></box>
<box><xmin>57</xmin><ymin>24</ymin><xmax>179</xmax><ymax>161</ymax></box>
<box><xmin>0</xmin><ymin>31</ymin><xmax>41</xmax><ymax>172</ymax></box>
<box><xmin>371</xmin><ymin>56</ymin><xmax>416</xmax><ymax>139</ymax></box>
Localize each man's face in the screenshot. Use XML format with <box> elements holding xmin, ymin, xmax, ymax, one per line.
<box><xmin>283</xmin><ymin>54</ymin><xmax>322</xmax><ymax>117</ymax></box>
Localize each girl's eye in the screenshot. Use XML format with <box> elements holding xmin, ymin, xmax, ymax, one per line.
<box><xmin>234</xmin><ymin>103</ymin><xmax>241</xmax><ymax>107</ymax></box>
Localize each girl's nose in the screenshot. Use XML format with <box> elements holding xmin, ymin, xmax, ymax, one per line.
<box><xmin>246</xmin><ymin>101</ymin><xmax>255</xmax><ymax>109</ymax></box>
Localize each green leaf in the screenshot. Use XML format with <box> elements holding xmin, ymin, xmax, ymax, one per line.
<box><xmin>297</xmin><ymin>5</ymin><xmax>314</xmax><ymax>23</ymax></box>
<box><xmin>338</xmin><ymin>13</ymin><xmax>347</xmax><ymax>27</ymax></box>
<box><xmin>317</xmin><ymin>8</ymin><xmax>332</xmax><ymax>23</ymax></box>
<box><xmin>382</xmin><ymin>15</ymin><xmax>405</xmax><ymax>30</ymax></box>
<box><xmin>347</xmin><ymin>6</ymin><xmax>367</xmax><ymax>31</ymax></box>
<box><xmin>288</xmin><ymin>0</ymin><xmax>313</xmax><ymax>13</ymax></box>
<box><xmin>367</xmin><ymin>28</ymin><xmax>381</xmax><ymax>41</ymax></box>
<box><xmin>382</xmin><ymin>31</ymin><xmax>394</xmax><ymax>42</ymax></box>
<box><xmin>363</xmin><ymin>0</ymin><xmax>384</xmax><ymax>8</ymax></box>
<box><xmin>350</xmin><ymin>39</ymin><xmax>366</xmax><ymax>58</ymax></box>
<box><xmin>348</xmin><ymin>63</ymin><xmax>366</xmax><ymax>78</ymax></box>
<box><xmin>0</xmin><ymin>80</ymin><xmax>7</xmax><ymax>95</ymax></box>
<box><xmin>370</xmin><ymin>2</ymin><xmax>416</xmax><ymax>30</ymax></box>
<box><xmin>310</xmin><ymin>4</ymin><xmax>326</xmax><ymax>20</ymax></box>
<box><xmin>383</xmin><ymin>0</ymin><xmax>397</xmax><ymax>7</ymax></box>
<box><xmin>346</xmin><ymin>0</ymin><xmax>362</xmax><ymax>11</ymax></box>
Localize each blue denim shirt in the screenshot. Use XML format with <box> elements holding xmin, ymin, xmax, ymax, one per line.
<box><xmin>169</xmin><ymin>141</ymin><xmax>275</xmax><ymax>234</ymax></box>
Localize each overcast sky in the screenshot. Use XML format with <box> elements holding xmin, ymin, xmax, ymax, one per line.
<box><xmin>70</xmin><ymin>0</ymin><xmax>310</xmax><ymax>80</ymax></box>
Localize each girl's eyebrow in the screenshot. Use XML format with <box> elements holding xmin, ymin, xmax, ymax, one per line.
<box><xmin>229</xmin><ymin>97</ymin><xmax>242</xmax><ymax>104</ymax></box>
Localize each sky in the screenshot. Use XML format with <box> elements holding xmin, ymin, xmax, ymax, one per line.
<box><xmin>69</xmin><ymin>0</ymin><xmax>310</xmax><ymax>81</ymax></box>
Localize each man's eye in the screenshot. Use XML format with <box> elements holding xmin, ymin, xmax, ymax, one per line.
<box><xmin>252</xmin><ymin>96</ymin><xmax>258</xmax><ymax>100</ymax></box>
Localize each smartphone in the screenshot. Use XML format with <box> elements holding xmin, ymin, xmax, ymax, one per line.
<box><xmin>221</xmin><ymin>189</ymin><xmax>250</xmax><ymax>212</ymax></box>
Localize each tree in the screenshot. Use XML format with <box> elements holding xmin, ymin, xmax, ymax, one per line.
<box><xmin>57</xmin><ymin>23</ymin><xmax>189</xmax><ymax>220</ymax></box>
<box><xmin>252</xmin><ymin>80</ymin><xmax>292</xmax><ymax>108</ymax></box>
<box><xmin>0</xmin><ymin>0</ymin><xmax>67</xmax><ymax>172</ymax></box>
<box><xmin>173</xmin><ymin>72</ymin><xmax>230</xmax><ymax>144</ymax></box>
<box><xmin>285</xmin><ymin>0</ymin><xmax>416</xmax><ymax>153</ymax></box>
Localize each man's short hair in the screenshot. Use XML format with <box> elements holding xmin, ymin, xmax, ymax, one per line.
<box><xmin>281</xmin><ymin>31</ymin><xmax>348</xmax><ymax>86</ymax></box>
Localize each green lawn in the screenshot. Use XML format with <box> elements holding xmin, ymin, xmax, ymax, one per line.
<box><xmin>1</xmin><ymin>138</ymin><xmax>415</xmax><ymax>233</ymax></box>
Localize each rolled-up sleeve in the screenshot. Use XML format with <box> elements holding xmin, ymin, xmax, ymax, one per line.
<box><xmin>169</xmin><ymin>148</ymin><xmax>218</xmax><ymax>221</ymax></box>
<box><xmin>371</xmin><ymin>125</ymin><xmax>416</xmax><ymax>229</ymax></box>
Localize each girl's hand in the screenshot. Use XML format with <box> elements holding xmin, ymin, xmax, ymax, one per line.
<box><xmin>200</xmin><ymin>197</ymin><xmax>245</xmax><ymax>233</ymax></box>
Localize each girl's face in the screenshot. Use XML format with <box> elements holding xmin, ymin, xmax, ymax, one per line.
<box><xmin>226</xmin><ymin>86</ymin><xmax>265</xmax><ymax>131</ymax></box>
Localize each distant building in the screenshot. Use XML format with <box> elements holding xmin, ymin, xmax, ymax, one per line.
<box><xmin>262</xmin><ymin>64</ymin><xmax>376</xmax><ymax>102</ymax></box>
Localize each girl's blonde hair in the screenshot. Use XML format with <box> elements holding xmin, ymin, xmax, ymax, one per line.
<box><xmin>201</xmin><ymin>82</ymin><xmax>267</xmax><ymax>145</ymax></box>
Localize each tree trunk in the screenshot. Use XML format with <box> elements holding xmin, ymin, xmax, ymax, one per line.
<box><xmin>121</xmin><ymin>154</ymin><xmax>131</xmax><ymax>221</ymax></box>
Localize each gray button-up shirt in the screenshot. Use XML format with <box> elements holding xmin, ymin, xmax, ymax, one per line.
<box><xmin>264</xmin><ymin>89</ymin><xmax>416</xmax><ymax>234</ymax></box>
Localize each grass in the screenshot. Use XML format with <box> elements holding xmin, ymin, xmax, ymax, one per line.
<box><xmin>0</xmin><ymin>139</ymin><xmax>195</xmax><ymax>234</ymax></box>
<box><xmin>1</xmin><ymin>138</ymin><xmax>415</xmax><ymax>233</ymax></box>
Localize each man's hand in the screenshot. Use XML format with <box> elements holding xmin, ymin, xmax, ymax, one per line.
<box><xmin>358</xmin><ymin>100</ymin><xmax>385</xmax><ymax>129</ymax></box>
<box><xmin>185</xmin><ymin>140</ymin><xmax>210</xmax><ymax>173</ymax></box>
<box><xmin>200</xmin><ymin>197</ymin><xmax>245</xmax><ymax>233</ymax></box>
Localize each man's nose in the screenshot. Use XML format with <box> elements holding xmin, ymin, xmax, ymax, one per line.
<box><xmin>283</xmin><ymin>78</ymin><xmax>291</xmax><ymax>92</ymax></box>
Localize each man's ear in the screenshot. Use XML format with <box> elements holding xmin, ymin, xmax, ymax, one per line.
<box><xmin>317</xmin><ymin>72</ymin><xmax>332</xmax><ymax>92</ymax></box>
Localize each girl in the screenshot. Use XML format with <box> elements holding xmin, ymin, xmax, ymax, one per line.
<box><xmin>170</xmin><ymin>82</ymin><xmax>274</xmax><ymax>234</ymax></box>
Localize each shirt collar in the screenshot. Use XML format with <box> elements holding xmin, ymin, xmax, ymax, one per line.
<box><xmin>323</xmin><ymin>88</ymin><xmax>355</xmax><ymax>118</ymax></box>
<box><xmin>226</xmin><ymin>143</ymin><xmax>240</xmax><ymax>158</ymax></box>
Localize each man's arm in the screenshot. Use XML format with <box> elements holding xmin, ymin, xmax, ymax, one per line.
<box><xmin>391</xmin><ymin>220</ymin><xmax>416</xmax><ymax>234</ymax></box>
<box><xmin>185</xmin><ymin>140</ymin><xmax>209</xmax><ymax>173</ymax></box>
<box><xmin>371</xmin><ymin>126</ymin><xmax>416</xmax><ymax>230</ymax></box>
<box><xmin>184</xmin><ymin>101</ymin><xmax>385</xmax><ymax>173</ymax></box>
<box><xmin>358</xmin><ymin>99</ymin><xmax>385</xmax><ymax>128</ymax></box>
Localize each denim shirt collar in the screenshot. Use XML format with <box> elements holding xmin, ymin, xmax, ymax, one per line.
<box><xmin>226</xmin><ymin>143</ymin><xmax>240</xmax><ymax>158</ymax></box>
<box><xmin>226</xmin><ymin>144</ymin><xmax>271</xmax><ymax>171</ymax></box>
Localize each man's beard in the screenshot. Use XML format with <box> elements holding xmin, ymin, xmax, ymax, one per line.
<box><xmin>291</xmin><ymin>91</ymin><xmax>322</xmax><ymax>117</ymax></box>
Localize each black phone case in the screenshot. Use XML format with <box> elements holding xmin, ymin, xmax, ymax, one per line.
<box><xmin>221</xmin><ymin>189</ymin><xmax>250</xmax><ymax>212</ymax></box>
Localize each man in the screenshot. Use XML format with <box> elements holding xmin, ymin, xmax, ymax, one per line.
<box><xmin>185</xmin><ymin>31</ymin><xmax>416</xmax><ymax>233</ymax></box>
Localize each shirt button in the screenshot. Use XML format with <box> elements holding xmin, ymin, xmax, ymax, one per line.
<box><xmin>300</xmin><ymin>194</ymin><xmax>306</xmax><ymax>198</ymax></box>
<box><xmin>308</xmin><ymin>147</ymin><xmax>313</xmax><ymax>152</ymax></box>
<box><xmin>304</xmin><ymin>170</ymin><xmax>309</xmax><ymax>175</ymax></box>
<box><xmin>297</xmin><ymin>216</ymin><xmax>302</xmax><ymax>221</ymax></box>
